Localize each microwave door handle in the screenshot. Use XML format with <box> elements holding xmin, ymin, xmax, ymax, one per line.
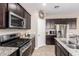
<box><xmin>22</xmin><ymin>21</ymin><xmax>24</xmax><ymax>25</ymax></box>
<box><xmin>22</xmin><ymin>21</ymin><xmax>25</xmax><ymax>28</ymax></box>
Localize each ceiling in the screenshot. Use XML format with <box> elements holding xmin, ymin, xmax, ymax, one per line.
<box><xmin>20</xmin><ymin>3</ymin><xmax>79</xmax><ymax>15</ymax></box>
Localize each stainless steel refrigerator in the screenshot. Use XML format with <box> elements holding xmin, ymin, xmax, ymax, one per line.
<box><xmin>56</xmin><ymin>24</ymin><xmax>67</xmax><ymax>38</ymax></box>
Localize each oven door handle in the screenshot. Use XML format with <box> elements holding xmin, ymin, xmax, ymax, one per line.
<box><xmin>21</xmin><ymin>43</ymin><xmax>32</xmax><ymax>55</ymax></box>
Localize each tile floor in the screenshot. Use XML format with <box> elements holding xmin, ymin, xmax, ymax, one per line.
<box><xmin>32</xmin><ymin>45</ymin><xmax>55</xmax><ymax>56</ymax></box>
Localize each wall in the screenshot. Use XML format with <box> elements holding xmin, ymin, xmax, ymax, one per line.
<box><xmin>36</xmin><ymin>17</ymin><xmax>46</xmax><ymax>49</ymax></box>
<box><xmin>46</xmin><ymin>13</ymin><xmax>79</xmax><ymax>36</ymax></box>
<box><xmin>31</xmin><ymin>12</ymin><xmax>46</xmax><ymax>49</ymax></box>
<box><xmin>30</xmin><ymin>12</ymin><xmax>38</xmax><ymax>49</ymax></box>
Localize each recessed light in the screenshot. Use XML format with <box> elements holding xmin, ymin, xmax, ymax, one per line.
<box><xmin>54</xmin><ymin>6</ymin><xmax>60</xmax><ymax>8</ymax></box>
<box><xmin>42</xmin><ymin>3</ymin><xmax>47</xmax><ymax>6</ymax></box>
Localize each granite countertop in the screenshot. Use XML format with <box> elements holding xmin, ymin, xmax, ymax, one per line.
<box><xmin>55</xmin><ymin>38</ymin><xmax>79</xmax><ymax>56</ymax></box>
<box><xmin>0</xmin><ymin>46</ymin><xmax>18</xmax><ymax>56</ymax></box>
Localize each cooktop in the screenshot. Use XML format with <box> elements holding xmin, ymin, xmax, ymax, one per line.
<box><xmin>0</xmin><ymin>39</ymin><xmax>30</xmax><ymax>48</ymax></box>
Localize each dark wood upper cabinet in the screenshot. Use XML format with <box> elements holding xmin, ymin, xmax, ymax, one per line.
<box><xmin>8</xmin><ymin>3</ymin><xmax>24</xmax><ymax>18</ymax></box>
<box><xmin>27</xmin><ymin>14</ymin><xmax>31</xmax><ymax>29</ymax></box>
<box><xmin>8</xmin><ymin>3</ymin><xmax>31</xmax><ymax>29</ymax></box>
<box><xmin>46</xmin><ymin>18</ymin><xmax>77</xmax><ymax>29</ymax></box>
<box><xmin>8</xmin><ymin>3</ymin><xmax>17</xmax><ymax>14</ymax></box>
<box><xmin>24</xmin><ymin>11</ymin><xmax>31</xmax><ymax>29</ymax></box>
<box><xmin>0</xmin><ymin>3</ymin><xmax>7</xmax><ymax>28</ymax></box>
<box><xmin>24</xmin><ymin>12</ymin><xmax>28</xmax><ymax>28</ymax></box>
<box><xmin>0</xmin><ymin>3</ymin><xmax>31</xmax><ymax>29</ymax></box>
<box><xmin>16</xmin><ymin>4</ymin><xmax>24</xmax><ymax>18</ymax></box>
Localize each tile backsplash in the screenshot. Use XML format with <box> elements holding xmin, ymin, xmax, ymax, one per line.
<box><xmin>0</xmin><ymin>29</ymin><xmax>31</xmax><ymax>36</ymax></box>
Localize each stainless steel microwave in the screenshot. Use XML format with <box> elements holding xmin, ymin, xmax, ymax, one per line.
<box><xmin>9</xmin><ymin>12</ymin><xmax>26</xmax><ymax>28</ymax></box>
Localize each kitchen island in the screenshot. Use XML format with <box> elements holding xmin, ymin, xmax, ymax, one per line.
<box><xmin>55</xmin><ymin>38</ymin><xmax>79</xmax><ymax>56</ymax></box>
<box><xmin>0</xmin><ymin>46</ymin><xmax>18</xmax><ymax>56</ymax></box>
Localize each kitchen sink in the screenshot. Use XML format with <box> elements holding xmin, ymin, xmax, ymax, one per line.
<box><xmin>60</xmin><ymin>40</ymin><xmax>79</xmax><ymax>49</ymax></box>
<box><xmin>61</xmin><ymin>40</ymin><xmax>74</xmax><ymax>44</ymax></box>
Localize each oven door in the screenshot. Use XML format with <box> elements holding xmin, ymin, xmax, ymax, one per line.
<box><xmin>20</xmin><ymin>41</ymin><xmax>32</xmax><ymax>56</ymax></box>
<box><xmin>9</xmin><ymin>12</ymin><xmax>25</xmax><ymax>28</ymax></box>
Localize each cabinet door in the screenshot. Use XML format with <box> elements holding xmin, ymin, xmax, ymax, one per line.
<box><xmin>16</xmin><ymin>4</ymin><xmax>24</xmax><ymax>17</ymax></box>
<box><xmin>46</xmin><ymin>20</ymin><xmax>51</xmax><ymax>29</ymax></box>
<box><xmin>0</xmin><ymin>7</ymin><xmax>4</xmax><ymax>28</ymax></box>
<box><xmin>60</xmin><ymin>47</ymin><xmax>69</xmax><ymax>56</ymax></box>
<box><xmin>51</xmin><ymin>36</ymin><xmax>55</xmax><ymax>45</ymax></box>
<box><xmin>55</xmin><ymin>40</ymin><xmax>62</xmax><ymax>56</ymax></box>
<box><xmin>24</xmin><ymin>12</ymin><xmax>28</xmax><ymax>28</ymax></box>
<box><xmin>0</xmin><ymin>3</ymin><xmax>7</xmax><ymax>28</ymax></box>
<box><xmin>46</xmin><ymin>35</ymin><xmax>51</xmax><ymax>45</ymax></box>
<box><xmin>8</xmin><ymin>3</ymin><xmax>17</xmax><ymax>14</ymax></box>
<box><xmin>31</xmin><ymin>37</ymin><xmax>35</xmax><ymax>54</ymax></box>
<box><xmin>27</xmin><ymin>14</ymin><xmax>31</xmax><ymax>29</ymax></box>
<box><xmin>55</xmin><ymin>45</ymin><xmax>61</xmax><ymax>56</ymax></box>
<box><xmin>8</xmin><ymin>3</ymin><xmax>24</xmax><ymax>17</ymax></box>
<box><xmin>46</xmin><ymin>35</ymin><xmax>55</xmax><ymax>45</ymax></box>
<box><xmin>60</xmin><ymin>52</ymin><xmax>66</xmax><ymax>56</ymax></box>
<box><xmin>55</xmin><ymin>40</ymin><xmax>69</xmax><ymax>56</ymax></box>
<box><xmin>24</xmin><ymin>12</ymin><xmax>31</xmax><ymax>29</ymax></box>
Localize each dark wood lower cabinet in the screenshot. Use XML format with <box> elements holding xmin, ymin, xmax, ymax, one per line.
<box><xmin>10</xmin><ymin>50</ymin><xmax>18</xmax><ymax>56</ymax></box>
<box><xmin>55</xmin><ymin>44</ymin><xmax>61</xmax><ymax>56</ymax></box>
<box><xmin>24</xmin><ymin>12</ymin><xmax>31</xmax><ymax>29</ymax></box>
<box><xmin>55</xmin><ymin>40</ymin><xmax>70</xmax><ymax>56</ymax></box>
<box><xmin>31</xmin><ymin>37</ymin><xmax>35</xmax><ymax>54</ymax></box>
<box><xmin>46</xmin><ymin>35</ymin><xmax>56</xmax><ymax>45</ymax></box>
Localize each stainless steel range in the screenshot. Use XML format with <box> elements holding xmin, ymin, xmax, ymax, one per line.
<box><xmin>0</xmin><ymin>33</ymin><xmax>32</xmax><ymax>56</ymax></box>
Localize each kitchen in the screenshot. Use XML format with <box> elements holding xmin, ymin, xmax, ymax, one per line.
<box><xmin>0</xmin><ymin>3</ymin><xmax>35</xmax><ymax>56</ymax></box>
<box><xmin>0</xmin><ymin>3</ymin><xmax>79</xmax><ymax>56</ymax></box>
